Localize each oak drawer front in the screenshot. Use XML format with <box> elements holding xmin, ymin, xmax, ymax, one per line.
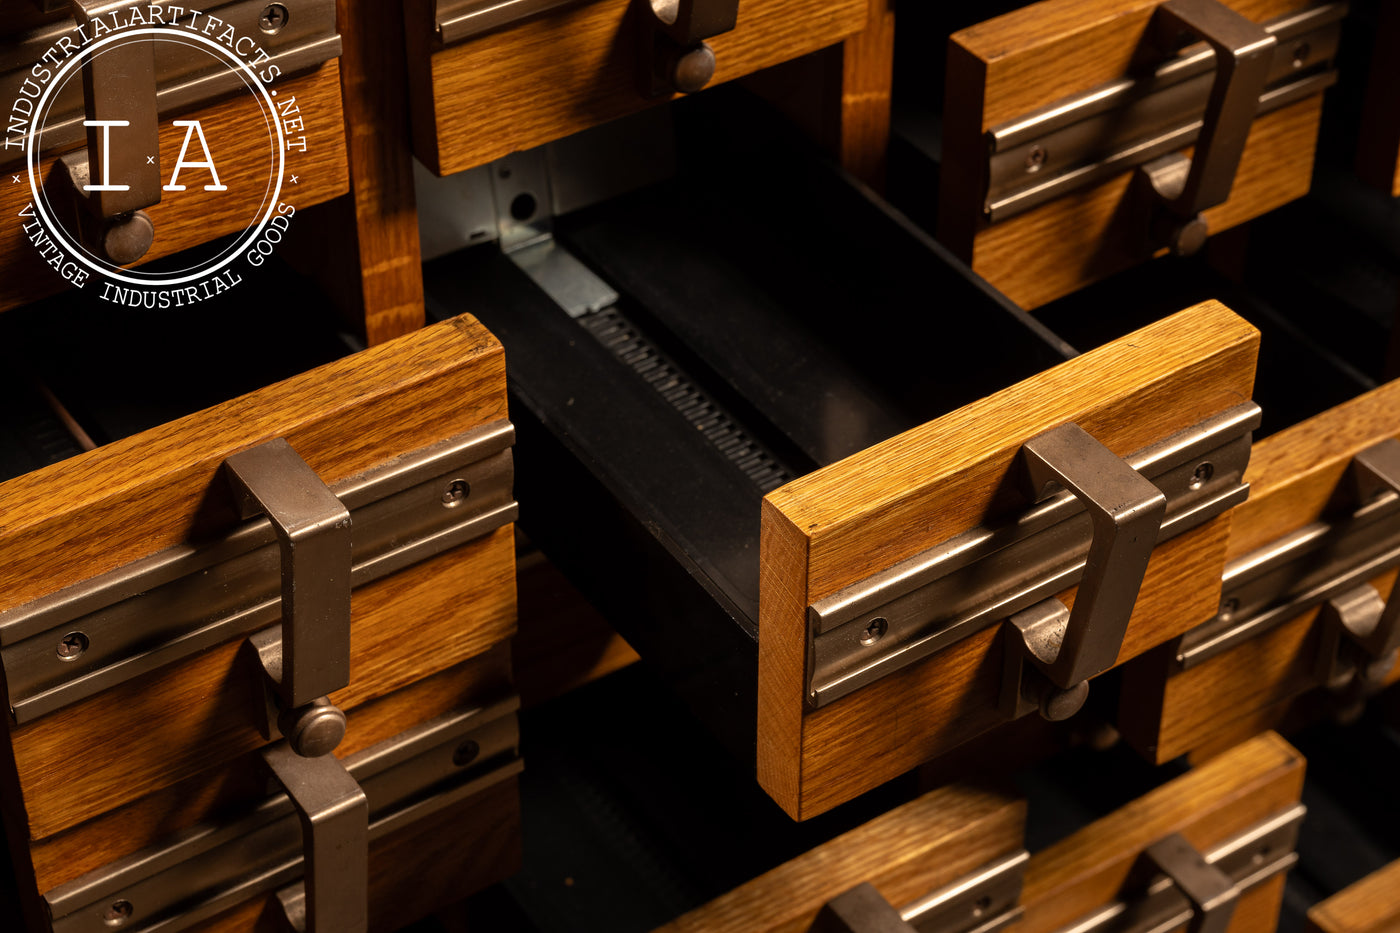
<box><xmin>0</xmin><ymin>1</ymin><xmax>350</xmax><ymax>315</ymax></box>
<box><xmin>760</xmin><ymin>301</ymin><xmax>1259</xmax><ymax>820</ymax></box>
<box><xmin>24</xmin><ymin>652</ymin><xmax>521</xmax><ymax>933</ymax></box>
<box><xmin>938</xmin><ymin>0</ymin><xmax>1336</xmax><ymax>310</ymax></box>
<box><xmin>401</xmin><ymin>0</ymin><xmax>870</xmax><ymax>177</ymax></box>
<box><xmin>662</xmin><ymin>731</ymin><xmax>1304</xmax><ymax>933</ymax></box>
<box><xmin>0</xmin><ymin>314</ymin><xmax>516</xmax><ymax>843</ymax></box>
<box><xmin>1120</xmin><ymin>378</ymin><xmax>1400</xmax><ymax>765</ymax></box>
<box><xmin>1307</xmin><ymin>857</ymin><xmax>1400</xmax><ymax>933</ymax></box>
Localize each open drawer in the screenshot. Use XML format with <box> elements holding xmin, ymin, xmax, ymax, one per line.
<box><xmin>659</xmin><ymin>731</ymin><xmax>1305</xmax><ymax>933</ymax></box>
<box><xmin>0</xmin><ymin>302</ymin><xmax>517</xmax><ymax>931</ymax></box>
<box><xmin>422</xmin><ymin>107</ymin><xmax>1262</xmax><ymax>819</ymax></box>
<box><xmin>400</xmin><ymin>0</ymin><xmax>872</xmax><ymax>176</ymax></box>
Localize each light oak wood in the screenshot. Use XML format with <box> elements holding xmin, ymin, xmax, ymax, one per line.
<box><xmin>1308</xmin><ymin>858</ymin><xmax>1400</xmax><ymax>933</ymax></box>
<box><xmin>27</xmin><ymin>644</ymin><xmax>514</xmax><ymax>891</ymax></box>
<box><xmin>287</xmin><ymin>0</ymin><xmax>426</xmax><ymax>345</ymax></box>
<box><xmin>194</xmin><ymin>780</ymin><xmax>521</xmax><ymax>933</ymax></box>
<box><xmin>745</xmin><ymin>0</ymin><xmax>895</xmax><ymax>187</ymax></box>
<box><xmin>0</xmin><ymin>315</ymin><xmax>512</xmax><ymax>839</ymax></box>
<box><xmin>655</xmin><ymin>785</ymin><xmax>1025</xmax><ymax>933</ymax></box>
<box><xmin>1120</xmin><ymin>378</ymin><xmax>1400</xmax><ymax>763</ymax></box>
<box><xmin>1011</xmin><ymin>731</ymin><xmax>1303</xmax><ymax>933</ymax></box>
<box><xmin>0</xmin><ymin>62</ymin><xmax>349</xmax><ymax>313</ymax></box>
<box><xmin>759</xmin><ymin>302</ymin><xmax>1260</xmax><ymax>820</ymax></box>
<box><xmin>403</xmin><ymin>0</ymin><xmax>870</xmax><ymax>177</ymax></box>
<box><xmin>939</xmin><ymin>0</ymin><xmax>1323</xmax><ymax>309</ymax></box>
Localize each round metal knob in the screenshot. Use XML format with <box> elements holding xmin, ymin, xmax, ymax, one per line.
<box><xmin>280</xmin><ymin>698</ymin><xmax>348</xmax><ymax>758</ymax></box>
<box><xmin>672</xmin><ymin>42</ymin><xmax>716</xmax><ymax>94</ymax></box>
<box><xmin>101</xmin><ymin>210</ymin><xmax>155</xmax><ymax>266</ymax></box>
<box><xmin>1168</xmin><ymin>214</ymin><xmax>1210</xmax><ymax>258</ymax></box>
<box><xmin>1040</xmin><ymin>679</ymin><xmax>1090</xmax><ymax>722</ymax></box>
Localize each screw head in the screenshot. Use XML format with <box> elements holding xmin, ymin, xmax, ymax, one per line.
<box><xmin>453</xmin><ymin>739</ymin><xmax>480</xmax><ymax>767</ymax></box>
<box><xmin>57</xmin><ymin>631</ymin><xmax>88</xmax><ymax>661</ymax></box>
<box><xmin>104</xmin><ymin>900</ymin><xmax>134</xmax><ymax>926</ymax></box>
<box><xmin>1189</xmin><ymin>461</ymin><xmax>1214</xmax><ymax>490</ymax></box>
<box><xmin>1292</xmin><ymin>41</ymin><xmax>1311</xmax><ymax>69</ymax></box>
<box><xmin>442</xmin><ymin>479</ymin><xmax>470</xmax><ymax>507</ymax></box>
<box><xmin>1024</xmin><ymin>145</ymin><xmax>1048</xmax><ymax>173</ymax></box>
<box><xmin>259</xmin><ymin>3</ymin><xmax>289</xmax><ymax>33</ymax></box>
<box><xmin>1218</xmin><ymin>597</ymin><xmax>1239</xmax><ymax>621</ymax></box>
<box><xmin>859</xmin><ymin>617</ymin><xmax>888</xmax><ymax>647</ymax></box>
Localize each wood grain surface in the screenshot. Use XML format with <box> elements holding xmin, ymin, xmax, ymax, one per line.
<box><xmin>1308</xmin><ymin>858</ymin><xmax>1400</xmax><ymax>933</ymax></box>
<box><xmin>1120</xmin><ymin>378</ymin><xmax>1400</xmax><ymax>763</ymax></box>
<box><xmin>0</xmin><ymin>315</ymin><xmax>511</xmax><ymax>839</ymax></box>
<box><xmin>1010</xmin><ymin>731</ymin><xmax>1304</xmax><ymax>933</ymax></box>
<box><xmin>26</xmin><ymin>644</ymin><xmax>514</xmax><ymax>890</ymax></box>
<box><xmin>287</xmin><ymin>0</ymin><xmax>426</xmax><ymax>345</ymax></box>
<box><xmin>12</xmin><ymin>525</ymin><xmax>515</xmax><ymax>843</ymax></box>
<box><xmin>759</xmin><ymin>302</ymin><xmax>1260</xmax><ymax>820</ymax></box>
<box><xmin>403</xmin><ymin>0</ymin><xmax>869</xmax><ymax>176</ymax></box>
<box><xmin>655</xmin><ymin>785</ymin><xmax>1025</xmax><ymax>933</ymax></box>
<box><xmin>0</xmin><ymin>62</ymin><xmax>348</xmax><ymax>313</ymax></box>
<box><xmin>745</xmin><ymin>0</ymin><xmax>895</xmax><ymax>187</ymax></box>
<box><xmin>938</xmin><ymin>0</ymin><xmax>1323</xmax><ymax>309</ymax></box>
<box><xmin>188</xmin><ymin>779</ymin><xmax>521</xmax><ymax>933</ymax></box>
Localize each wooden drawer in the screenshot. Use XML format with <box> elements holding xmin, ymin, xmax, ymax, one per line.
<box><xmin>0</xmin><ymin>312</ymin><xmax>518</xmax><ymax>930</ymax></box>
<box><xmin>1119</xmin><ymin>377</ymin><xmax>1400</xmax><ymax>764</ymax></box>
<box><xmin>936</xmin><ymin>0</ymin><xmax>1339</xmax><ymax>309</ymax></box>
<box><xmin>659</xmin><ymin>731</ymin><xmax>1305</xmax><ymax>933</ymax></box>
<box><xmin>423</xmin><ymin>113</ymin><xmax>1263</xmax><ymax>820</ymax></box>
<box><xmin>0</xmin><ymin>3</ymin><xmax>350</xmax><ymax>314</ymax></box>
<box><xmin>401</xmin><ymin>0</ymin><xmax>872</xmax><ymax>176</ymax></box>
<box><xmin>1307</xmin><ymin>857</ymin><xmax>1400</xmax><ymax>933</ymax></box>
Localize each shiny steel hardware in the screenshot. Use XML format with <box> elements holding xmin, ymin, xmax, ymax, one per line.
<box><xmin>639</xmin><ymin>0</ymin><xmax>740</xmax><ymax>96</ymax></box>
<box><xmin>225</xmin><ymin>438</ymin><xmax>353</xmax><ymax>758</ymax></box>
<box><xmin>433</xmin><ymin>0</ymin><xmax>584</xmax><ymax>44</ymax></box>
<box><xmin>262</xmin><ymin>742</ymin><xmax>368</xmax><ymax>933</ymax></box>
<box><xmin>805</xmin><ymin>404</ymin><xmax>1258</xmax><ymax>711</ymax></box>
<box><xmin>982</xmin><ymin>4</ymin><xmax>1345</xmax><ymax>229</ymax></box>
<box><xmin>1177</xmin><ymin>438</ymin><xmax>1400</xmax><ymax>675</ymax></box>
<box><xmin>43</xmin><ymin>699</ymin><xmax>522</xmax><ymax>933</ymax></box>
<box><xmin>1000</xmin><ymin>423</ymin><xmax>1167</xmax><ymax>721</ymax></box>
<box><xmin>808</xmin><ymin>851</ymin><xmax>1029</xmax><ymax>933</ymax></box>
<box><xmin>56</xmin><ymin>0</ymin><xmax>162</xmax><ymax>264</ymax></box>
<box><xmin>808</xmin><ymin>804</ymin><xmax>1302</xmax><ymax>933</ymax></box>
<box><xmin>1131</xmin><ymin>0</ymin><xmax>1275</xmax><ymax>256</ymax></box>
<box><xmin>1</xmin><ymin>1</ymin><xmax>341</xmax><ymax>160</ymax></box>
<box><xmin>0</xmin><ymin>421</ymin><xmax>517</xmax><ymax>723</ymax></box>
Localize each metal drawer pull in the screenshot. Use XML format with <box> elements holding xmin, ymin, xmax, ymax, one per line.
<box><xmin>1133</xmin><ymin>0</ymin><xmax>1276</xmax><ymax>256</ymax></box>
<box><xmin>1001</xmin><ymin>423</ymin><xmax>1167</xmax><ymax>721</ymax></box>
<box><xmin>225</xmin><ymin>438</ymin><xmax>352</xmax><ymax>758</ymax></box>
<box><xmin>262</xmin><ymin>743</ymin><xmax>369</xmax><ymax>933</ymax></box>
<box><xmin>639</xmin><ymin>0</ymin><xmax>740</xmax><ymax>96</ymax></box>
<box><xmin>58</xmin><ymin>0</ymin><xmax>162</xmax><ymax>265</ymax></box>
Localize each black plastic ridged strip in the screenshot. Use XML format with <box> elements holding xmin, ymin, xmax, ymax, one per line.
<box><xmin>577</xmin><ymin>307</ymin><xmax>792</xmax><ymax>493</ymax></box>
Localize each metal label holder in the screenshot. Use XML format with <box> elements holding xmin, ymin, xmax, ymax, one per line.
<box><xmin>805</xmin><ymin>403</ymin><xmax>1259</xmax><ymax>712</ymax></box>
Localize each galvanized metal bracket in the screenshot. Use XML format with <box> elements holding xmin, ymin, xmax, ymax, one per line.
<box><xmin>262</xmin><ymin>743</ymin><xmax>369</xmax><ymax>933</ymax></box>
<box><xmin>434</xmin><ymin>0</ymin><xmax>584</xmax><ymax>45</ymax></box>
<box><xmin>809</xmin><ymin>850</ymin><xmax>1029</xmax><ymax>933</ymax></box>
<box><xmin>1001</xmin><ymin>423</ymin><xmax>1167</xmax><ymax>721</ymax></box>
<box><xmin>983</xmin><ymin>4</ymin><xmax>1345</xmax><ymax>229</ymax></box>
<box><xmin>1178</xmin><ymin>437</ymin><xmax>1400</xmax><ymax>675</ymax></box>
<box><xmin>43</xmin><ymin>698</ymin><xmax>522</xmax><ymax>933</ymax></box>
<box><xmin>806</xmin><ymin>403</ymin><xmax>1257</xmax><ymax>712</ymax></box>
<box><xmin>1132</xmin><ymin>0</ymin><xmax>1276</xmax><ymax>256</ymax></box>
<box><xmin>1</xmin><ymin>421</ymin><xmax>517</xmax><ymax>724</ymax></box>
<box><xmin>638</xmin><ymin>0</ymin><xmax>740</xmax><ymax>96</ymax></box>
